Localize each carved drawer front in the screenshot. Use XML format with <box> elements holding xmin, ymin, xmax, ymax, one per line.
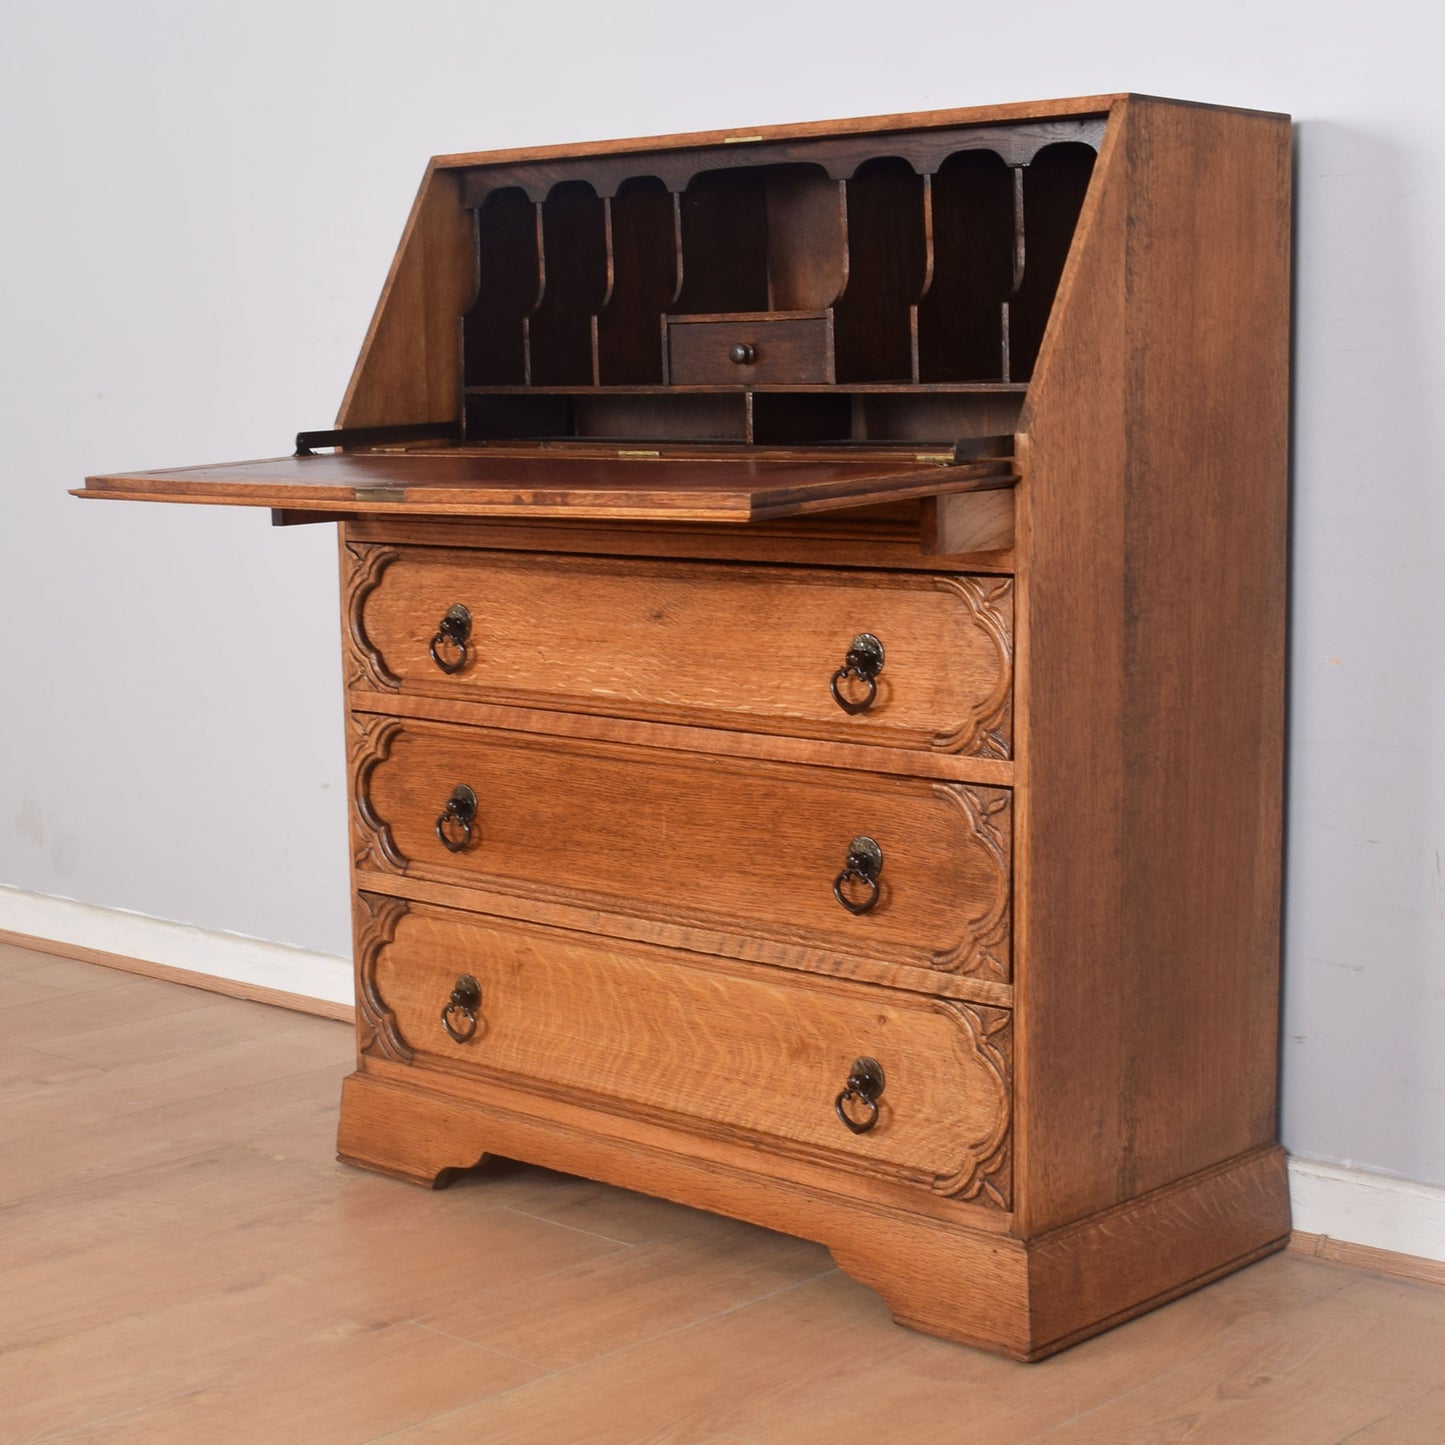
<box><xmin>666</xmin><ymin>312</ymin><xmax>832</xmax><ymax>384</ymax></box>
<box><xmin>353</xmin><ymin>716</ymin><xmax>1011</xmax><ymax>981</ymax></box>
<box><xmin>361</xmin><ymin>897</ymin><xmax>1011</xmax><ymax>1206</ymax></box>
<box><xmin>347</xmin><ymin>545</ymin><xmax>1012</xmax><ymax>758</ymax></box>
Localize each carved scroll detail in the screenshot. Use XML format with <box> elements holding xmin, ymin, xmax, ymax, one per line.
<box><xmin>929</xmin><ymin>783</ymin><xmax>1012</xmax><ymax>982</ymax></box>
<box><xmin>353</xmin><ymin>892</ymin><xmax>412</xmax><ymax>1062</ymax></box>
<box><xmin>343</xmin><ymin>543</ymin><xmax>401</xmax><ymax>692</ymax></box>
<box><xmin>929</xmin><ymin>1000</ymin><xmax>1012</xmax><ymax>1208</ymax></box>
<box><xmin>350</xmin><ymin>715</ymin><xmax>406</xmax><ymax>873</ymax></box>
<box><xmin>932</xmin><ymin>574</ymin><xmax>1014</xmax><ymax>758</ymax></box>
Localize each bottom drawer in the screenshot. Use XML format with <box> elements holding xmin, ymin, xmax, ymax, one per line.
<box><xmin>358</xmin><ymin>894</ymin><xmax>1011</xmax><ymax>1207</ymax></box>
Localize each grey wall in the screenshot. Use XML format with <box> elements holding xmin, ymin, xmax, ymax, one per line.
<box><xmin>3</xmin><ymin>0</ymin><xmax>1442</xmax><ymax>1186</ymax></box>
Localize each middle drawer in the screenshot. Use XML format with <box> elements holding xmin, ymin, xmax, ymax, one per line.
<box><xmin>352</xmin><ymin>715</ymin><xmax>1011</xmax><ymax>983</ymax></box>
<box><xmin>347</xmin><ymin>546</ymin><xmax>1013</xmax><ymax>757</ymax></box>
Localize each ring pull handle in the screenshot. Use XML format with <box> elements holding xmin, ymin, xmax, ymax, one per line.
<box><xmin>835</xmin><ymin>1056</ymin><xmax>885</xmax><ymax>1134</ymax></box>
<box><xmin>833</xmin><ymin>836</ymin><xmax>883</xmax><ymax>915</ymax></box>
<box><xmin>829</xmin><ymin>633</ymin><xmax>885</xmax><ymax>715</ymax></box>
<box><xmin>429</xmin><ymin>603</ymin><xmax>472</xmax><ymax>675</ymax></box>
<box><xmin>441</xmin><ymin>974</ymin><xmax>482</xmax><ymax>1044</ymax></box>
<box><xmin>435</xmin><ymin>784</ymin><xmax>478</xmax><ymax>853</ymax></box>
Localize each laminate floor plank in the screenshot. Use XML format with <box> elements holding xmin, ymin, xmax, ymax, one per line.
<box><xmin>382</xmin><ymin>1271</ymin><xmax>920</xmax><ymax>1443</ymax></box>
<box><xmin>1015</xmin><ymin>1272</ymin><xmax>1445</xmax><ymax>1444</ymax></box>
<box><xmin>0</xmin><ymin>1060</ymin><xmax>344</xmax><ymax>1205</ymax></box>
<box><xmin>47</xmin><ymin>1322</ymin><xmax>543</xmax><ymax>1445</ymax></box>
<box><xmin>1346</xmin><ymin>1384</ymin><xmax>1445</xmax><ymax>1441</ymax></box>
<box><xmin>0</xmin><ymin>944</ymin><xmax>144</xmax><ymax>1000</ymax></box>
<box><xmin>417</xmin><ymin>1203</ymin><xmax>834</xmax><ymax>1369</ymax></box>
<box><xmin>0</xmin><ymin>970</ymin><xmax>214</xmax><ymax>1047</ymax></box>
<box><xmin>2</xmin><ymin>946</ymin><xmax>1443</xmax><ymax>1445</ymax></box>
<box><xmin>730</xmin><ymin>1252</ymin><xmax>1361</xmax><ymax>1444</ymax></box>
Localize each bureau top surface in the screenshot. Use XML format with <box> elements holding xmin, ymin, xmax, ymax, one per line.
<box><xmin>76</xmin><ymin>449</ymin><xmax>1012</xmax><ymax>522</ymax></box>
<box><xmin>427</xmin><ymin>93</ymin><xmax>1285</xmax><ymax>171</ymax></box>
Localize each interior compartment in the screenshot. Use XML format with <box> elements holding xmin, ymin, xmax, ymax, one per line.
<box><xmin>463</xmin><ymin>188</ymin><xmax>537</xmax><ymax>387</ymax></box>
<box><xmin>851</xmin><ymin>391</ymin><xmax>1027</xmax><ymax>445</ymax></box>
<box><xmin>1009</xmin><ymin>142</ymin><xmax>1098</xmax><ymax>379</ymax></box>
<box><xmin>915</xmin><ymin>150</ymin><xmax>1017</xmax><ymax>382</ymax></box>
<box><xmin>673</xmin><ymin>164</ymin><xmax>844</xmax><ymax>316</ymax></box>
<box><xmin>751</xmin><ymin>392</ymin><xmax>853</xmax><ymax>445</ymax></box>
<box><xmin>458</xmin><ymin>121</ymin><xmax>1100</xmax><ymax>444</ymax></box>
<box><xmin>526</xmin><ymin>182</ymin><xmax>608</xmax><ymax>385</ymax></box>
<box><xmin>595</xmin><ymin>178</ymin><xmax>677</xmax><ymax>385</ymax></box>
<box><xmin>833</xmin><ymin>158</ymin><xmax>928</xmax><ymax>383</ymax></box>
<box><xmin>570</xmin><ymin>393</ymin><xmax>747</xmax><ymax>442</ymax></box>
<box><xmin>465</xmin><ymin>392</ymin><xmax>748</xmax><ymax>443</ymax></box>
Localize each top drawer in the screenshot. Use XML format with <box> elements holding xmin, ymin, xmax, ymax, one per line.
<box><xmin>346</xmin><ymin>546</ymin><xmax>1012</xmax><ymax>758</ymax></box>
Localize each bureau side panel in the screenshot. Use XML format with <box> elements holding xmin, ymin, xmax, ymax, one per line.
<box><xmin>337</xmin><ymin>166</ymin><xmax>475</xmax><ymax>429</ymax></box>
<box><xmin>1015</xmin><ymin>98</ymin><xmax>1291</xmax><ymax>1234</ymax></box>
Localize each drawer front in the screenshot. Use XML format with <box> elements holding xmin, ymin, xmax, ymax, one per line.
<box><xmin>358</xmin><ymin>896</ymin><xmax>1011</xmax><ymax>1206</ymax></box>
<box><xmin>667</xmin><ymin>314</ymin><xmax>831</xmax><ymax>384</ymax></box>
<box><xmin>352</xmin><ymin>717</ymin><xmax>1011</xmax><ymax>982</ymax></box>
<box><xmin>347</xmin><ymin>546</ymin><xmax>1013</xmax><ymax>758</ymax></box>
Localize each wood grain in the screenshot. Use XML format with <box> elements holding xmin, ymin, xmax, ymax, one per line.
<box><xmin>0</xmin><ymin>926</ymin><xmax>352</xmax><ymax>1023</ymax></box>
<box><xmin>338</xmin><ymin>164</ymin><xmax>476</xmax><ymax>430</ymax></box>
<box><xmin>77</xmin><ymin>450</ymin><xmax>1012</xmax><ymax>521</ymax></box>
<box><xmin>364</xmin><ymin>898</ymin><xmax>1011</xmax><ymax>1203</ymax></box>
<box><xmin>342</xmin><ymin>504</ymin><xmax>1017</xmax><ymax>575</ymax></box>
<box><xmin>347</xmin><ymin>543</ymin><xmax>1014</xmax><ymax>756</ymax></box>
<box><xmin>351</xmin><ymin>714</ymin><xmax>1013</xmax><ymax>980</ymax></box>
<box><xmin>76</xmin><ymin>96</ymin><xmax>1296</xmax><ymax>1364</ymax></box>
<box><xmin>10</xmin><ymin>950</ymin><xmax>1436</xmax><ymax>1442</ymax></box>
<box><xmin>1013</xmin><ymin>95</ymin><xmax>1292</xmax><ymax>1234</ymax></box>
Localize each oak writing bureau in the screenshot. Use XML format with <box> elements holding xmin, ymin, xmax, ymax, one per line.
<box><xmin>77</xmin><ymin>93</ymin><xmax>1292</xmax><ymax>1359</ymax></box>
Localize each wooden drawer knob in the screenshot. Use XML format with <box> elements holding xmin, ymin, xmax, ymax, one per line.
<box><xmin>728</xmin><ymin>342</ymin><xmax>757</xmax><ymax>366</ymax></box>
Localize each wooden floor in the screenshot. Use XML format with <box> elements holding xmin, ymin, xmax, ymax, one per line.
<box><xmin>4</xmin><ymin>942</ymin><xmax>1445</xmax><ymax>1444</ymax></box>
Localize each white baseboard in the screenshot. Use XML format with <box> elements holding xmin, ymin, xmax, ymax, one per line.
<box><xmin>1288</xmin><ymin>1158</ymin><xmax>1445</xmax><ymax>1265</ymax></box>
<box><xmin>0</xmin><ymin>884</ymin><xmax>352</xmax><ymax>1010</ymax></box>
<box><xmin>3</xmin><ymin>888</ymin><xmax>1442</xmax><ymax>1266</ymax></box>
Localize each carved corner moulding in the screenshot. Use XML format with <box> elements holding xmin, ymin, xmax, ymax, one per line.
<box><xmin>354</xmin><ymin>891</ymin><xmax>412</xmax><ymax>1062</ymax></box>
<box><xmin>349</xmin><ymin>715</ymin><xmax>407</xmax><ymax>872</ymax></box>
<box><xmin>928</xmin><ymin>783</ymin><xmax>1012</xmax><ymax>983</ymax></box>
<box><xmin>344</xmin><ymin>543</ymin><xmax>402</xmax><ymax>692</ymax></box>
<box><xmin>933</xmin><ymin>574</ymin><xmax>1015</xmax><ymax>760</ymax></box>
<box><xmin>930</xmin><ymin>999</ymin><xmax>1012</xmax><ymax>1208</ymax></box>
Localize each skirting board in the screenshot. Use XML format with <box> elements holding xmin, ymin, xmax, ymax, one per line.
<box><xmin>1287</xmin><ymin>1159</ymin><xmax>1445</xmax><ymax>1279</ymax></box>
<box><xmin>2</xmin><ymin>885</ymin><xmax>1443</xmax><ymax>1276</ymax></box>
<box><xmin>0</xmin><ymin>883</ymin><xmax>352</xmax><ymax>1020</ymax></box>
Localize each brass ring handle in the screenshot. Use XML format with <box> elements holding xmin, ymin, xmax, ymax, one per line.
<box><xmin>835</xmin><ymin>1056</ymin><xmax>885</xmax><ymax>1134</ymax></box>
<box><xmin>832</xmin><ymin>836</ymin><xmax>883</xmax><ymax>915</ymax></box>
<box><xmin>829</xmin><ymin>633</ymin><xmax>885</xmax><ymax>715</ymax></box>
<box><xmin>429</xmin><ymin>603</ymin><xmax>472</xmax><ymax>675</ymax></box>
<box><xmin>441</xmin><ymin>974</ymin><xmax>481</xmax><ymax>1043</ymax></box>
<box><xmin>435</xmin><ymin>784</ymin><xmax>478</xmax><ymax>853</ymax></box>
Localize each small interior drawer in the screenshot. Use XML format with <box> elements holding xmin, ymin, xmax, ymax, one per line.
<box><xmin>364</xmin><ymin>899</ymin><xmax>1011</xmax><ymax>1206</ymax></box>
<box><xmin>667</xmin><ymin>312</ymin><xmax>833</xmax><ymax>384</ymax></box>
